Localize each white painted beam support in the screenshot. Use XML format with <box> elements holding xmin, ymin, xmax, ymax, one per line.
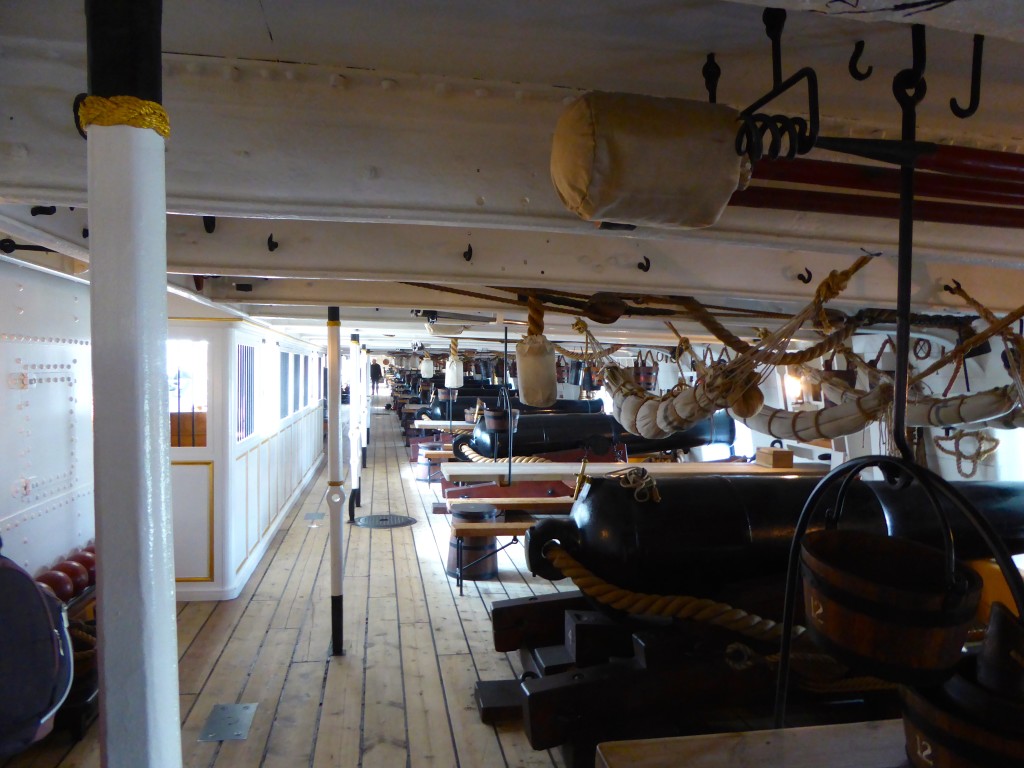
<box><xmin>325</xmin><ymin>306</ymin><xmax>344</xmax><ymax>654</ymax></box>
<box><xmin>89</xmin><ymin>124</ymin><xmax>182</xmax><ymax>768</ymax></box>
<box><xmin>348</xmin><ymin>334</ymin><xmax>362</xmax><ymax>515</ymax></box>
<box><xmin>360</xmin><ymin>345</ymin><xmax>369</xmax><ymax>458</ymax></box>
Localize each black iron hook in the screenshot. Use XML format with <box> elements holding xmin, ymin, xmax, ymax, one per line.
<box><xmin>893</xmin><ymin>24</ymin><xmax>927</xmax><ymax>113</ymax></box>
<box><xmin>796</xmin><ymin>267</ymin><xmax>812</xmax><ymax>284</ymax></box>
<box><xmin>637</xmin><ymin>256</ymin><xmax>651</xmax><ymax>273</ymax></box>
<box><xmin>942</xmin><ymin>278</ymin><xmax>962</xmax><ymax>294</ymax></box>
<box><xmin>950</xmin><ymin>34</ymin><xmax>984</xmax><ymax>119</ymax></box>
<box><xmin>202</xmin><ymin>215</ymin><xmax>216</xmax><ymax>234</ymax></box>
<box><xmin>848</xmin><ymin>40</ymin><xmax>873</xmax><ymax>81</ymax></box>
<box><xmin>702</xmin><ymin>53</ymin><xmax>721</xmax><ymax>104</ymax></box>
<box><xmin>30</xmin><ymin>206</ymin><xmax>57</xmax><ymax>217</ymax></box>
<box><xmin>267</xmin><ymin>234</ymin><xmax>279</xmax><ymax>252</ymax></box>
<box><xmin>0</xmin><ymin>238</ymin><xmax>52</xmax><ymax>255</ymax></box>
<box><xmin>463</xmin><ymin>244</ymin><xmax>473</xmax><ymax>262</ymax></box>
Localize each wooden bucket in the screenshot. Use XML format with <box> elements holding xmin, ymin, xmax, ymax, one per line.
<box><xmin>446</xmin><ymin>503</ymin><xmax>498</xmax><ymax>581</ymax></box>
<box><xmin>484</xmin><ymin>408</ymin><xmax>520</xmax><ymax>432</ymax></box>
<box><xmin>415</xmin><ymin>449</ymin><xmax>440</xmax><ymax>482</ymax></box>
<box><xmin>901</xmin><ymin>680</ymin><xmax>1024</xmax><ymax>768</ymax></box>
<box><xmin>800</xmin><ymin>529</ymin><xmax>982</xmax><ymax>682</ymax></box>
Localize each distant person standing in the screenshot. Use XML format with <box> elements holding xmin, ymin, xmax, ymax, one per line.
<box><xmin>369</xmin><ymin>358</ymin><xmax>383</xmax><ymax>394</ymax></box>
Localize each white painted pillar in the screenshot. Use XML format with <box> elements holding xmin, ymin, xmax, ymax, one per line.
<box><xmin>325</xmin><ymin>307</ymin><xmax>344</xmax><ymax>653</ymax></box>
<box><xmin>89</xmin><ymin>122</ymin><xmax>182</xmax><ymax>766</ymax></box>
<box><xmin>348</xmin><ymin>334</ymin><xmax>362</xmax><ymax>510</ymax></box>
<box><xmin>360</xmin><ymin>344</ymin><xmax>370</xmax><ymax>458</ymax></box>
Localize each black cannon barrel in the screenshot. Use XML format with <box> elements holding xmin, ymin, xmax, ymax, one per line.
<box><xmin>418</xmin><ymin>396</ymin><xmax>603</xmax><ymax>423</ymax></box>
<box><xmin>527</xmin><ymin>476</ymin><xmax>1024</xmax><ymax>597</ymax></box>
<box><xmin>463</xmin><ymin>411</ymin><xmax>734</xmax><ymax>459</ymax></box>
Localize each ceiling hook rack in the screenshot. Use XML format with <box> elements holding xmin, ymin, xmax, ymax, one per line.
<box><xmin>950</xmin><ymin>34</ymin><xmax>984</xmax><ymax>119</ymax></box>
<box><xmin>702</xmin><ymin>53</ymin><xmax>721</xmax><ymax>104</ymax></box>
<box><xmin>848</xmin><ymin>40</ymin><xmax>873</xmax><ymax>81</ymax></box>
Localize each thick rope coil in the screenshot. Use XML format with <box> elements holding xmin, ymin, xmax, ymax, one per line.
<box><xmin>945</xmin><ymin>280</ymin><xmax>1024</xmax><ymax>407</ymax></box>
<box><xmin>933</xmin><ymin>429</ymin><xmax>1000</xmax><ymax>478</ymax></box>
<box><xmin>550</xmin><ymin>342</ymin><xmax>626</xmax><ymax>361</ymax></box>
<box><xmin>607</xmin><ymin>466</ymin><xmax>661</xmax><ymax>503</ymax></box>
<box><xmin>814</xmin><ymin>254</ymin><xmax>873</xmax><ymax>306</ymax></box>
<box><xmin>543</xmin><ymin>544</ymin><xmax>804</xmax><ymax>643</ymax></box>
<box><xmin>455</xmin><ymin>442</ymin><xmax>552</xmax><ymax>464</ymax></box>
<box><xmin>527</xmin><ymin>294</ymin><xmax>545</xmax><ymax>336</ymax></box>
<box><xmin>76</xmin><ymin>94</ymin><xmax>170</xmax><ymax>138</ymax></box>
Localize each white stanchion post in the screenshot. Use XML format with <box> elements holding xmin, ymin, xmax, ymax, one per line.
<box><xmin>349</xmin><ymin>334</ymin><xmax>362</xmax><ymax>512</ymax></box>
<box><xmin>326</xmin><ymin>307</ymin><xmax>344</xmax><ymax>654</ymax></box>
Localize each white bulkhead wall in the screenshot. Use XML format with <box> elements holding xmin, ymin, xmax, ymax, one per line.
<box><xmin>170</xmin><ymin>318</ymin><xmax>325</xmax><ymax>600</ymax></box>
<box><xmin>0</xmin><ymin>260</ymin><xmax>95</xmax><ymax>574</ymax></box>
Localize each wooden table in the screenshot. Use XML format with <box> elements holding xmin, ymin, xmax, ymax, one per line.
<box><xmin>446</xmin><ymin>496</ymin><xmax>575</xmax><ymax>513</ymax></box>
<box><xmin>441</xmin><ymin>461</ymin><xmax>831</xmax><ymax>484</ymax></box>
<box><xmin>596</xmin><ymin>719</ymin><xmax>908</xmax><ymax>768</ymax></box>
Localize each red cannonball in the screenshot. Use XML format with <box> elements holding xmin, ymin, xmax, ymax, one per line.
<box><xmin>83</xmin><ymin>544</ymin><xmax>96</xmax><ymax>554</ymax></box>
<box><xmin>53</xmin><ymin>560</ymin><xmax>89</xmax><ymax>596</ymax></box>
<box><xmin>68</xmin><ymin>551</ymin><xmax>97</xmax><ymax>586</ymax></box>
<box><xmin>35</xmin><ymin>580</ymin><xmax>57</xmax><ymax>599</ymax></box>
<box><xmin>36</xmin><ymin>570</ymin><xmax>75</xmax><ymax>602</ymax></box>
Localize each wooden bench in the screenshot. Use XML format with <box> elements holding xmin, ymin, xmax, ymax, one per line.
<box><xmin>422</xmin><ymin>448</ymin><xmax>455</xmax><ymax>461</ymax></box>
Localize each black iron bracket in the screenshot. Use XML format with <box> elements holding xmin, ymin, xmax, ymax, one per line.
<box><xmin>735</xmin><ymin>9</ymin><xmax>819</xmax><ymax>161</ymax></box>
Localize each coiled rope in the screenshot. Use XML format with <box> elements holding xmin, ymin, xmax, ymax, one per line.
<box><xmin>76</xmin><ymin>94</ymin><xmax>170</xmax><ymax>138</ymax></box>
<box><xmin>454</xmin><ymin>442</ymin><xmax>551</xmax><ymax>464</ymax></box>
<box><xmin>543</xmin><ymin>544</ymin><xmax>803</xmax><ymax>643</ymax></box>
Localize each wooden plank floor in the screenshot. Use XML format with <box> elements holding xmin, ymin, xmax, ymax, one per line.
<box><xmin>6</xmin><ymin>394</ymin><xmax>569</xmax><ymax>768</ymax></box>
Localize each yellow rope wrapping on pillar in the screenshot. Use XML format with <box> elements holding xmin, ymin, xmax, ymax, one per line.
<box><xmin>77</xmin><ymin>95</ymin><xmax>170</xmax><ymax>138</ymax></box>
<box><xmin>449</xmin><ymin>337</ymin><xmax>458</xmax><ymax>363</ymax></box>
<box><xmin>543</xmin><ymin>544</ymin><xmax>802</xmax><ymax>643</ymax></box>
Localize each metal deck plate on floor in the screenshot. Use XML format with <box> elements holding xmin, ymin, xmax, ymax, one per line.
<box><xmin>304</xmin><ymin>512</ymin><xmax>325</xmax><ymax>521</ymax></box>
<box><xmin>198</xmin><ymin>703</ymin><xmax>258</xmax><ymax>741</ymax></box>
<box><xmin>353</xmin><ymin>514</ymin><xmax>416</xmax><ymax>528</ymax></box>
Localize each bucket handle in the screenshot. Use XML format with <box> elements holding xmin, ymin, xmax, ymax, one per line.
<box><xmin>773</xmin><ymin>454</ymin><xmax>1024</xmax><ymax>729</ymax></box>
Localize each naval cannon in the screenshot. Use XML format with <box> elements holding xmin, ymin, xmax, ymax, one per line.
<box><xmin>453</xmin><ymin>410</ymin><xmax>735</xmax><ymax>460</ymax></box>
<box><xmin>478</xmin><ymin>474</ymin><xmax>1024</xmax><ymax>763</ymax></box>
<box><xmin>527</xmin><ymin>475</ymin><xmax>1024</xmax><ymax>598</ymax></box>
<box><xmin>415</xmin><ymin>396</ymin><xmax>603</xmax><ymax>424</ymax></box>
